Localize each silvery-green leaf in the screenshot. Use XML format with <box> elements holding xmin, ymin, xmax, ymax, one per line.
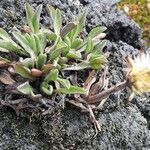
<box><xmin>41</xmin><ymin>85</ymin><xmax>53</xmax><ymax>95</ymax></box>
<box><xmin>47</xmin><ymin>36</ymin><xmax>60</xmax><ymax>54</ymax></box>
<box><xmin>32</xmin><ymin>4</ymin><xmax>42</xmax><ymax>33</ymax></box>
<box><xmin>63</xmin><ymin>61</ymin><xmax>91</xmax><ymax>70</ymax></box>
<box><xmin>17</xmin><ymin>81</ymin><xmax>34</xmax><ymax>95</ymax></box>
<box><xmin>13</xmin><ymin>32</ymin><xmax>35</xmax><ymax>59</ymax></box>
<box><xmin>20</xmin><ymin>58</ymin><xmax>34</xmax><ymax>68</ymax></box>
<box><xmin>57</xmin><ymin>78</ymin><xmax>70</xmax><ymax>89</ymax></box>
<box><xmin>14</xmin><ymin>63</ymin><xmax>34</xmax><ymax>79</ymax></box>
<box><xmin>64</xmin><ymin>36</ymin><xmax>71</xmax><ymax>47</ymax></box>
<box><xmin>54</xmin><ymin>9</ymin><xmax>62</xmax><ymax>35</ymax></box>
<box><xmin>89</xmin><ymin>55</ymin><xmax>107</xmax><ymax>69</ymax></box>
<box><xmin>57</xmin><ymin>86</ymin><xmax>86</xmax><ymax>94</ymax></box>
<box><xmin>50</xmin><ymin>41</ymin><xmax>67</xmax><ymax>61</ymax></box>
<box><xmin>78</xmin><ymin>8</ymin><xmax>88</xmax><ymax>30</ymax></box>
<box><xmin>25</xmin><ymin>33</ymin><xmax>37</xmax><ymax>54</ymax></box>
<box><xmin>70</xmin><ymin>8</ymin><xmax>87</xmax><ymax>42</ymax></box>
<box><xmin>62</xmin><ymin>47</ymin><xmax>70</xmax><ymax>57</ymax></box>
<box><xmin>50</xmin><ymin>48</ymin><xmax>63</xmax><ymax>62</ymax></box>
<box><xmin>89</xmin><ymin>26</ymin><xmax>107</xmax><ymax>39</ymax></box>
<box><xmin>93</xmin><ymin>40</ymin><xmax>107</xmax><ymax>54</ymax></box>
<box><xmin>37</xmin><ymin>32</ymin><xmax>47</xmax><ymax>53</ymax></box>
<box><xmin>0</xmin><ymin>28</ymin><xmax>11</xmax><ymax>41</ymax></box>
<box><xmin>60</xmin><ymin>21</ymin><xmax>79</xmax><ymax>37</ymax></box>
<box><xmin>71</xmin><ymin>38</ymin><xmax>83</xmax><ymax>49</ymax></box>
<box><xmin>34</xmin><ymin>34</ymin><xmax>42</xmax><ymax>54</ymax></box>
<box><xmin>25</xmin><ymin>3</ymin><xmax>34</xmax><ymax>32</ymax></box>
<box><xmin>85</xmin><ymin>37</ymin><xmax>94</xmax><ymax>54</ymax></box>
<box><xmin>0</xmin><ymin>39</ymin><xmax>24</xmax><ymax>54</ymax></box>
<box><xmin>36</xmin><ymin>53</ymin><xmax>47</xmax><ymax>69</ymax></box>
<box><xmin>66</xmin><ymin>51</ymin><xmax>81</xmax><ymax>59</ymax></box>
<box><xmin>58</xmin><ymin>57</ymin><xmax>68</xmax><ymax>64</ymax></box>
<box><xmin>43</xmin><ymin>28</ymin><xmax>55</xmax><ymax>39</ymax></box>
<box><xmin>47</xmin><ymin>5</ymin><xmax>55</xmax><ymax>22</ymax></box>
<box><xmin>44</xmin><ymin>69</ymin><xmax>58</xmax><ymax>82</ymax></box>
<box><xmin>48</xmin><ymin>32</ymin><xmax>57</xmax><ymax>41</ymax></box>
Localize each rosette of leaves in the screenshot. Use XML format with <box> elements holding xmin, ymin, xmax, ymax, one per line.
<box><xmin>0</xmin><ymin>3</ymin><xmax>107</xmax><ymax>97</ymax></box>
<box><xmin>46</xmin><ymin>5</ymin><xmax>108</xmax><ymax>70</ymax></box>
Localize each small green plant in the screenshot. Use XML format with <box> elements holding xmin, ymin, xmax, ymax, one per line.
<box><xmin>0</xmin><ymin>3</ymin><xmax>150</xmax><ymax>133</ymax></box>
<box><xmin>0</xmin><ymin>3</ymin><xmax>107</xmax><ymax>97</ymax></box>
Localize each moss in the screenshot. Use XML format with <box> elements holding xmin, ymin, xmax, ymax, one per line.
<box><xmin>118</xmin><ymin>0</ymin><xmax>150</xmax><ymax>46</ymax></box>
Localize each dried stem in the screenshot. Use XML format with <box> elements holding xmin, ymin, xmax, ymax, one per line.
<box><xmin>87</xmin><ymin>80</ymin><xmax>129</xmax><ymax>104</ymax></box>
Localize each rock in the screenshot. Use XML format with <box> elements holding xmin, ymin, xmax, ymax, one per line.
<box><xmin>0</xmin><ymin>0</ymin><xmax>149</xmax><ymax>149</ymax></box>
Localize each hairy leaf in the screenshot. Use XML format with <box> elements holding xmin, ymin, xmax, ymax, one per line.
<box><xmin>0</xmin><ymin>28</ymin><xmax>12</xmax><ymax>41</ymax></box>
<box><xmin>66</xmin><ymin>50</ymin><xmax>81</xmax><ymax>59</ymax></box>
<box><xmin>50</xmin><ymin>41</ymin><xmax>67</xmax><ymax>61</ymax></box>
<box><xmin>25</xmin><ymin>33</ymin><xmax>37</xmax><ymax>53</ymax></box>
<box><xmin>25</xmin><ymin>3</ymin><xmax>42</xmax><ymax>33</ymax></box>
<box><xmin>25</xmin><ymin>3</ymin><xmax>34</xmax><ymax>32</ymax></box>
<box><xmin>89</xmin><ymin>55</ymin><xmax>107</xmax><ymax>69</ymax></box>
<box><xmin>63</xmin><ymin>62</ymin><xmax>91</xmax><ymax>70</ymax></box>
<box><xmin>44</xmin><ymin>69</ymin><xmax>58</xmax><ymax>82</ymax></box>
<box><xmin>60</xmin><ymin>21</ymin><xmax>79</xmax><ymax>37</ymax></box>
<box><xmin>20</xmin><ymin>58</ymin><xmax>34</xmax><ymax>68</ymax></box>
<box><xmin>47</xmin><ymin>5</ymin><xmax>55</xmax><ymax>22</ymax></box>
<box><xmin>57</xmin><ymin>86</ymin><xmax>86</xmax><ymax>94</ymax></box>
<box><xmin>32</xmin><ymin>4</ymin><xmax>42</xmax><ymax>33</ymax></box>
<box><xmin>69</xmin><ymin>8</ymin><xmax>87</xmax><ymax>43</ymax></box>
<box><xmin>0</xmin><ymin>39</ymin><xmax>23</xmax><ymax>54</ymax></box>
<box><xmin>85</xmin><ymin>37</ymin><xmax>94</xmax><ymax>54</ymax></box>
<box><xmin>89</xmin><ymin>26</ymin><xmax>107</xmax><ymax>39</ymax></box>
<box><xmin>14</xmin><ymin>64</ymin><xmax>34</xmax><ymax>79</ymax></box>
<box><xmin>41</xmin><ymin>85</ymin><xmax>53</xmax><ymax>95</ymax></box>
<box><xmin>54</xmin><ymin>9</ymin><xmax>62</xmax><ymax>35</ymax></box>
<box><xmin>71</xmin><ymin>38</ymin><xmax>83</xmax><ymax>49</ymax></box>
<box><xmin>57</xmin><ymin>78</ymin><xmax>71</xmax><ymax>89</ymax></box>
<box><xmin>17</xmin><ymin>81</ymin><xmax>34</xmax><ymax>95</ymax></box>
<box><xmin>13</xmin><ymin>32</ymin><xmax>35</xmax><ymax>59</ymax></box>
<box><xmin>93</xmin><ymin>40</ymin><xmax>107</xmax><ymax>54</ymax></box>
<box><xmin>36</xmin><ymin>53</ymin><xmax>47</xmax><ymax>69</ymax></box>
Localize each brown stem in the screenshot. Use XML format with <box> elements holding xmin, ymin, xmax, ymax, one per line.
<box><xmin>87</xmin><ymin>80</ymin><xmax>129</xmax><ymax>104</ymax></box>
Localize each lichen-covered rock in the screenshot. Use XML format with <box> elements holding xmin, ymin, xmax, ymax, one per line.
<box><xmin>0</xmin><ymin>0</ymin><xmax>149</xmax><ymax>149</ymax></box>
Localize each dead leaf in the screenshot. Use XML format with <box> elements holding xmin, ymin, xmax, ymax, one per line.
<box><xmin>87</xmin><ymin>105</ymin><xmax>101</xmax><ymax>134</ymax></box>
<box><xmin>89</xmin><ymin>66</ymin><xmax>108</xmax><ymax>96</ymax></box>
<box><xmin>42</xmin><ymin>64</ymin><xmax>55</xmax><ymax>74</ymax></box>
<box><xmin>0</xmin><ymin>71</ymin><xmax>15</xmax><ymax>85</ymax></box>
<box><xmin>83</xmin><ymin>70</ymin><xmax>97</xmax><ymax>96</ymax></box>
<box><xmin>0</xmin><ymin>57</ymin><xmax>11</xmax><ymax>67</ymax></box>
<box><xmin>66</xmin><ymin>99</ymin><xmax>88</xmax><ymax>112</ymax></box>
<box><xmin>0</xmin><ymin>60</ymin><xmax>9</xmax><ymax>67</ymax></box>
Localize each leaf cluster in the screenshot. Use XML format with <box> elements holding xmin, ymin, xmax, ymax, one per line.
<box><xmin>0</xmin><ymin>3</ymin><xmax>108</xmax><ymax>96</ymax></box>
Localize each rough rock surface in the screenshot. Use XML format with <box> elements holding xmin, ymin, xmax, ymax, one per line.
<box><xmin>0</xmin><ymin>0</ymin><xmax>149</xmax><ymax>149</ymax></box>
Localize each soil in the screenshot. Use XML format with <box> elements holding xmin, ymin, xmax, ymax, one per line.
<box><xmin>0</xmin><ymin>0</ymin><xmax>150</xmax><ymax>150</ymax></box>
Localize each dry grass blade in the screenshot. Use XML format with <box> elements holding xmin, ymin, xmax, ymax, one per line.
<box><xmin>1</xmin><ymin>98</ymin><xmax>28</xmax><ymax>116</ymax></box>
<box><xmin>87</xmin><ymin>105</ymin><xmax>101</xmax><ymax>134</ymax></box>
<box><xmin>8</xmin><ymin>98</ymin><xmax>27</xmax><ymax>105</ymax></box>
<box><xmin>83</xmin><ymin>70</ymin><xmax>97</xmax><ymax>96</ymax></box>
<box><xmin>87</xmin><ymin>81</ymin><xmax>128</xmax><ymax>104</ymax></box>
<box><xmin>67</xmin><ymin>99</ymin><xmax>89</xmax><ymax>112</ymax></box>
